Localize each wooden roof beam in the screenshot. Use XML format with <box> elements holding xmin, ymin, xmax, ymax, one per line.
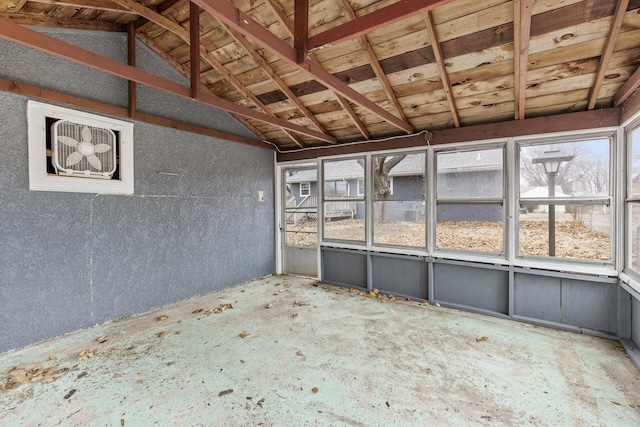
<box><xmin>307</xmin><ymin>0</ymin><xmax>455</xmax><ymax>50</ymax></box>
<box><xmin>423</xmin><ymin>10</ymin><xmax>459</xmax><ymax>127</ymax></box>
<box><xmin>263</xmin><ymin>0</ymin><xmax>371</xmax><ymax>139</ymax></box>
<box><xmin>588</xmin><ymin>0</ymin><xmax>629</xmax><ymax>110</ymax></box>
<box><xmin>514</xmin><ymin>0</ymin><xmax>532</xmax><ymax>120</ymax></box>
<box><xmin>192</xmin><ymin>0</ymin><xmax>414</xmax><ymax>134</ymax></box>
<box><xmin>339</xmin><ymin>0</ymin><xmax>407</xmax><ymax>122</ymax></box>
<box><xmin>0</xmin><ymin>11</ymin><xmax>124</xmax><ymax>31</ymax></box>
<box><xmin>136</xmin><ymin>32</ymin><xmax>271</xmax><ymax>142</ymax></box>
<box><xmin>111</xmin><ymin>0</ymin><xmax>311</xmax><ymax>146</ymax></box>
<box><xmin>0</xmin><ymin>19</ymin><xmax>333</xmax><ymax>142</ymax></box>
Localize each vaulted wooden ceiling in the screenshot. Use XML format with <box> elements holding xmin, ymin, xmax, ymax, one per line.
<box><xmin>1</xmin><ymin>0</ymin><xmax>640</xmax><ymax>152</ymax></box>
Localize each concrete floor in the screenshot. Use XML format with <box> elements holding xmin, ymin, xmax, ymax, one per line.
<box><xmin>1</xmin><ymin>275</ymin><xmax>640</xmax><ymax>426</ymax></box>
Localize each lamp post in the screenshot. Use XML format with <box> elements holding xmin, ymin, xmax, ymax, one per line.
<box><xmin>532</xmin><ymin>149</ymin><xmax>574</xmax><ymax>256</ymax></box>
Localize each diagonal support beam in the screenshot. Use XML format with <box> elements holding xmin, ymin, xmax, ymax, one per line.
<box><xmin>514</xmin><ymin>0</ymin><xmax>532</xmax><ymax>120</ymax></box>
<box><xmin>192</xmin><ymin>0</ymin><xmax>414</xmax><ymax>134</ymax></box>
<box><xmin>423</xmin><ymin>10</ymin><xmax>459</xmax><ymax>127</ymax></box>
<box><xmin>588</xmin><ymin>0</ymin><xmax>629</xmax><ymax>110</ymax></box>
<box><xmin>308</xmin><ymin>0</ymin><xmax>455</xmax><ymax>50</ymax></box>
<box><xmin>0</xmin><ymin>19</ymin><xmax>335</xmax><ymax>143</ymax></box>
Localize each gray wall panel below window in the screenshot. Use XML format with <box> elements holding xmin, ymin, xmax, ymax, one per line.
<box><xmin>433</xmin><ymin>263</ymin><xmax>509</xmax><ymax>314</ymax></box>
<box><xmin>633</xmin><ymin>297</ymin><xmax>640</xmax><ymax>345</ymax></box>
<box><xmin>514</xmin><ymin>274</ymin><xmax>562</xmax><ymax>323</ymax></box>
<box><xmin>562</xmin><ymin>279</ymin><xmax>617</xmax><ymax>334</ymax></box>
<box><xmin>321</xmin><ymin>249</ymin><xmax>367</xmax><ymax>288</ymax></box>
<box><xmin>371</xmin><ymin>255</ymin><xmax>427</xmax><ymax>299</ymax></box>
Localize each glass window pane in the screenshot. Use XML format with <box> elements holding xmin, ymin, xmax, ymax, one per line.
<box><xmin>371</xmin><ymin>153</ymin><xmax>424</xmax><ymax>200</ymax></box>
<box><xmin>323</xmin><ymin>202</ymin><xmax>364</xmax><ymax>242</ymax></box>
<box><xmin>629</xmin><ymin>202</ymin><xmax>640</xmax><ymax>271</ymax></box>
<box><xmin>323</xmin><ymin>159</ymin><xmax>364</xmax><ymax>199</ymax></box>
<box><xmin>373</xmin><ymin>201</ymin><xmax>425</xmax><ymax>248</ymax></box>
<box><xmin>437</xmin><ymin>148</ymin><xmax>503</xmax><ymax>199</ymax></box>
<box><xmin>518</xmin><ymin>203</ymin><xmax>610</xmax><ymax>260</ymax></box>
<box><xmin>631</xmin><ymin>128</ymin><xmax>640</xmax><ymax>198</ymax></box>
<box><xmin>436</xmin><ymin>204</ymin><xmax>503</xmax><ymax>253</ymax></box>
<box><xmin>520</xmin><ymin>139</ymin><xmax>609</xmax><ymax>198</ymax></box>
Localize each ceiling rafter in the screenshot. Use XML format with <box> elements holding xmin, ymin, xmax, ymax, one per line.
<box><xmin>339</xmin><ymin>0</ymin><xmax>407</xmax><ymax>123</ymax></box>
<box><xmin>261</xmin><ymin>0</ymin><xmax>370</xmax><ymax>139</ymax></box>
<box><xmin>513</xmin><ymin>0</ymin><xmax>532</xmax><ymax>120</ymax></box>
<box><xmin>135</xmin><ymin>0</ymin><xmax>182</xmax><ymax>30</ymax></box>
<box><xmin>588</xmin><ymin>0</ymin><xmax>629</xmax><ymax>110</ymax></box>
<box><xmin>136</xmin><ymin>31</ymin><xmax>271</xmax><ymax>141</ymax></box>
<box><xmin>0</xmin><ymin>19</ymin><xmax>335</xmax><ymax>142</ymax></box>
<box><xmin>307</xmin><ymin>0</ymin><xmax>455</xmax><ymax>51</ymax></box>
<box><xmin>191</xmin><ymin>0</ymin><xmax>414</xmax><ymax>134</ymax></box>
<box><xmin>111</xmin><ymin>0</ymin><xmax>310</xmax><ymax>146</ymax></box>
<box><xmin>423</xmin><ymin>10</ymin><xmax>459</xmax><ymax>127</ymax></box>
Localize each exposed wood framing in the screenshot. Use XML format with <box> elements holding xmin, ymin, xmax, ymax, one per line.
<box><xmin>340</xmin><ymin>0</ymin><xmax>407</xmax><ymax>122</ymax></box>
<box><xmin>127</xmin><ymin>21</ymin><xmax>136</xmax><ymax>118</ymax></box>
<box><xmin>307</xmin><ymin>0</ymin><xmax>455</xmax><ymax>50</ymax></box>
<box><xmin>192</xmin><ymin>0</ymin><xmax>414</xmax><ymax>134</ymax></box>
<box><xmin>615</xmin><ymin>66</ymin><xmax>640</xmax><ymax>107</ymax></box>
<box><xmin>189</xmin><ymin>1</ymin><xmax>200</xmax><ymax>100</ymax></box>
<box><xmin>277</xmin><ymin>108</ymin><xmax>622</xmax><ymax>161</ymax></box>
<box><xmin>136</xmin><ymin>32</ymin><xmax>271</xmax><ymax>142</ymax></box>
<box><xmin>258</xmin><ymin>0</ymin><xmax>370</xmax><ymax>139</ymax></box>
<box><xmin>225</xmin><ymin>28</ymin><xmax>329</xmax><ymax>136</ymax></box>
<box><xmin>0</xmin><ymin>19</ymin><xmax>334</xmax><ymax>142</ymax></box>
<box><xmin>423</xmin><ymin>10</ymin><xmax>459</xmax><ymax>127</ymax></box>
<box><xmin>588</xmin><ymin>0</ymin><xmax>629</xmax><ymax>110</ymax></box>
<box><xmin>514</xmin><ymin>0</ymin><xmax>532</xmax><ymax>120</ymax></box>
<box><xmin>0</xmin><ymin>77</ymin><xmax>270</xmax><ymax>149</ymax></box>
<box><xmin>111</xmin><ymin>0</ymin><xmax>314</xmax><ymax>146</ymax></box>
<box><xmin>0</xmin><ymin>11</ymin><xmax>124</xmax><ymax>31</ymax></box>
<box><xmin>26</xmin><ymin>0</ymin><xmax>128</xmax><ymax>13</ymax></box>
<box><xmin>294</xmin><ymin>0</ymin><xmax>308</xmax><ymax>65</ymax></box>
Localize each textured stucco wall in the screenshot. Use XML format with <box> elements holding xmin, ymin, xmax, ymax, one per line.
<box><xmin>0</xmin><ymin>30</ymin><xmax>275</xmax><ymax>353</ymax></box>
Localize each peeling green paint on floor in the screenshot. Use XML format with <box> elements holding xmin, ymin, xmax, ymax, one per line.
<box><xmin>1</xmin><ymin>275</ymin><xmax>639</xmax><ymax>426</ymax></box>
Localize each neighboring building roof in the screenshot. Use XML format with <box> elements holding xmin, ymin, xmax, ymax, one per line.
<box><xmin>287</xmin><ymin>150</ymin><xmax>503</xmax><ymax>183</ymax></box>
<box><xmin>521</xmin><ymin>186</ymin><xmax>569</xmax><ymax>198</ymax></box>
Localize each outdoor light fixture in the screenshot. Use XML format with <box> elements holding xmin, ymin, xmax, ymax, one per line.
<box><xmin>532</xmin><ymin>148</ymin><xmax>574</xmax><ymax>257</ymax></box>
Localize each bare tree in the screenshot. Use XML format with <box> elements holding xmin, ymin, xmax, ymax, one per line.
<box><xmin>520</xmin><ymin>143</ymin><xmax>608</xmax><ymax>196</ymax></box>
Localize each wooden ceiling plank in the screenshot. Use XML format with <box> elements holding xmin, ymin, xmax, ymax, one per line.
<box><xmin>587</xmin><ymin>0</ymin><xmax>629</xmax><ymax>110</ymax></box>
<box><xmin>192</xmin><ymin>0</ymin><xmax>414</xmax><ymax>134</ymax></box>
<box><xmin>307</xmin><ymin>0</ymin><xmax>456</xmax><ymax>50</ymax></box>
<box><xmin>0</xmin><ymin>20</ymin><xmax>334</xmax><ymax>142</ymax></box>
<box><xmin>265</xmin><ymin>0</ymin><xmax>294</xmax><ymax>36</ymax></box>
<box><xmin>0</xmin><ymin>11</ymin><xmax>124</xmax><ymax>30</ymax></box>
<box><xmin>25</xmin><ymin>0</ymin><xmax>129</xmax><ymax>13</ymax></box>
<box><xmin>514</xmin><ymin>0</ymin><xmax>532</xmax><ymax>120</ymax></box>
<box><xmin>423</xmin><ymin>10</ymin><xmax>460</xmax><ymax>127</ymax></box>
<box><xmin>614</xmin><ymin>65</ymin><xmax>640</xmax><ymax>106</ymax></box>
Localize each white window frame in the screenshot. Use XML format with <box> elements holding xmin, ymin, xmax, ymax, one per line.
<box><xmin>27</xmin><ymin>101</ymin><xmax>134</xmax><ymax>194</ymax></box>
<box><xmin>300</xmin><ymin>181</ymin><xmax>310</xmax><ymax>196</ymax></box>
<box><xmin>357</xmin><ymin>178</ymin><xmax>364</xmax><ymax>196</ymax></box>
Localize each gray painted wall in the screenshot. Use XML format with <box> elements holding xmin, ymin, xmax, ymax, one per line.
<box><xmin>0</xmin><ymin>30</ymin><xmax>274</xmax><ymax>353</ymax></box>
